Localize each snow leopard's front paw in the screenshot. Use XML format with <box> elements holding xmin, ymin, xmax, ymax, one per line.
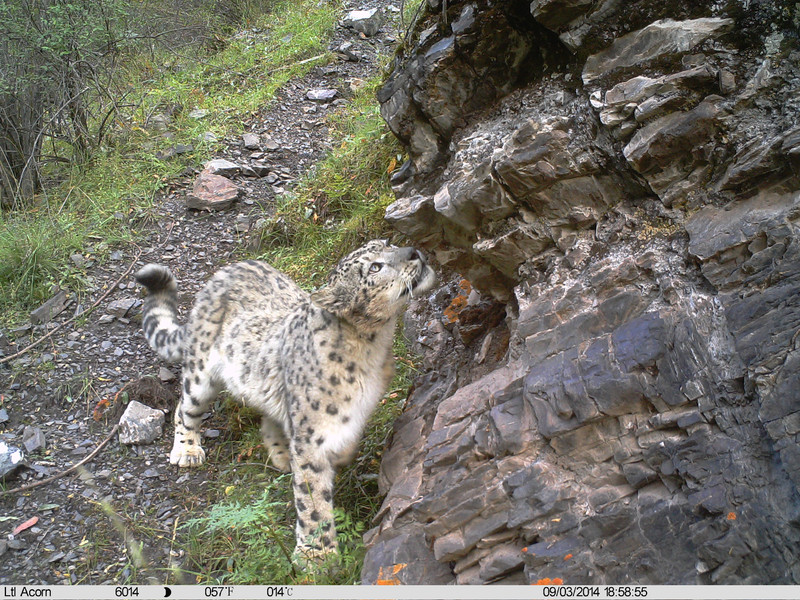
<box><xmin>169</xmin><ymin>429</ymin><xmax>206</xmax><ymax>467</ymax></box>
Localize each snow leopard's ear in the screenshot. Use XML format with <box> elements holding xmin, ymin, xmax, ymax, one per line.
<box><xmin>310</xmin><ymin>284</ymin><xmax>348</xmax><ymax>316</ymax></box>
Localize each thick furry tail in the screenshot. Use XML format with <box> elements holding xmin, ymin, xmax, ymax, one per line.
<box><xmin>134</xmin><ymin>264</ymin><xmax>185</xmax><ymax>364</ymax></box>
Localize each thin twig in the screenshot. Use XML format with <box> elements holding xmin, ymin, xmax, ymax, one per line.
<box><xmin>0</xmin><ymin>245</ymin><xmax>143</xmax><ymax>365</ymax></box>
<box><xmin>0</xmin><ymin>423</ymin><xmax>120</xmax><ymax>497</ymax></box>
<box><xmin>22</xmin><ymin>524</ymin><xmax>55</xmax><ymax>565</ymax></box>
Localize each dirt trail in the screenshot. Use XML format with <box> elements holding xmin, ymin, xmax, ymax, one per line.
<box><xmin>0</xmin><ymin>0</ymin><xmax>403</xmax><ymax>584</ymax></box>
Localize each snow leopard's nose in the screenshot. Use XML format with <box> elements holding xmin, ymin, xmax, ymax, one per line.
<box><xmin>400</xmin><ymin>247</ymin><xmax>424</xmax><ymax>263</ymax></box>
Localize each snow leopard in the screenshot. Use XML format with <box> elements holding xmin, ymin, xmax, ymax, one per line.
<box><xmin>134</xmin><ymin>239</ymin><xmax>436</xmax><ymax>560</ymax></box>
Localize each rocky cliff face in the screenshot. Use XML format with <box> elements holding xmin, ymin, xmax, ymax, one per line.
<box><xmin>362</xmin><ymin>0</ymin><xmax>800</xmax><ymax>585</ymax></box>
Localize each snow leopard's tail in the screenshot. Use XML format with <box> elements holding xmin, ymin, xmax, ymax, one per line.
<box><xmin>134</xmin><ymin>264</ymin><xmax>185</xmax><ymax>364</ymax></box>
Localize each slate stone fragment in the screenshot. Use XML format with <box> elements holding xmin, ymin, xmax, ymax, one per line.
<box><xmin>22</xmin><ymin>426</ymin><xmax>45</xmax><ymax>453</ymax></box>
<box><xmin>241</xmin><ymin>133</ymin><xmax>260</xmax><ymax>150</ymax></box>
<box><xmin>30</xmin><ymin>290</ymin><xmax>69</xmax><ymax>325</ymax></box>
<box><xmin>203</xmin><ymin>158</ymin><xmax>242</xmax><ymax>177</ymax></box>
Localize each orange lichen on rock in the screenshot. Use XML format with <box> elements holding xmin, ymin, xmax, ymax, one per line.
<box><xmin>92</xmin><ymin>397</ymin><xmax>111</xmax><ymax>421</ymax></box>
<box><xmin>443</xmin><ymin>279</ymin><xmax>473</xmax><ymax>324</ymax></box>
<box><xmin>534</xmin><ymin>577</ymin><xmax>564</xmax><ymax>585</ymax></box>
<box><xmin>443</xmin><ymin>294</ymin><xmax>468</xmax><ymax>323</ymax></box>
<box><xmin>727</xmin><ymin>512</ymin><xmax>737</xmax><ymax>520</ymax></box>
<box><xmin>376</xmin><ymin>563</ymin><xmax>407</xmax><ymax>585</ymax></box>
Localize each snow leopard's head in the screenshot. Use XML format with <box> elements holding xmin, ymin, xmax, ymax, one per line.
<box><xmin>311</xmin><ymin>239</ymin><xmax>436</xmax><ymax>330</ymax></box>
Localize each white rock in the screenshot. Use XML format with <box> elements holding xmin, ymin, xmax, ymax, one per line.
<box><xmin>306</xmin><ymin>88</ymin><xmax>338</xmax><ymax>102</ymax></box>
<box><xmin>0</xmin><ymin>441</ymin><xmax>25</xmax><ymax>478</ymax></box>
<box><xmin>343</xmin><ymin>8</ymin><xmax>383</xmax><ymax>36</ymax></box>
<box><xmin>118</xmin><ymin>401</ymin><xmax>165</xmax><ymax>445</ymax></box>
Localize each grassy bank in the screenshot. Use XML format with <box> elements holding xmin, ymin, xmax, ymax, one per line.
<box><xmin>254</xmin><ymin>75</ymin><xmax>402</xmax><ymax>286</ymax></box>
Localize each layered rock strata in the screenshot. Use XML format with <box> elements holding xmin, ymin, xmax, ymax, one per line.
<box><xmin>363</xmin><ymin>0</ymin><xmax>800</xmax><ymax>585</ymax></box>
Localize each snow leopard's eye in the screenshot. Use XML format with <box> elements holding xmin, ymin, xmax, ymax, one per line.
<box><xmin>368</xmin><ymin>262</ymin><xmax>383</xmax><ymax>274</ymax></box>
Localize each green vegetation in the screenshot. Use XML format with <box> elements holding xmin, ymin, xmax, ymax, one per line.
<box><xmin>254</xmin><ymin>74</ymin><xmax>403</xmax><ymax>287</ymax></box>
<box><xmin>183</xmin><ymin>477</ymin><xmax>363</xmax><ymax>584</ymax></box>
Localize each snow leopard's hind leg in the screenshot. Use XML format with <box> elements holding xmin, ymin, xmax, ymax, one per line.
<box><xmin>261</xmin><ymin>417</ymin><xmax>290</xmax><ymax>472</ymax></box>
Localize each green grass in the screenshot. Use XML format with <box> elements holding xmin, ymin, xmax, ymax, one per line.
<box><xmin>0</xmin><ymin>207</ymin><xmax>130</xmax><ymax>322</ymax></box>
<box><xmin>252</xmin><ymin>74</ymin><xmax>404</xmax><ymax>288</ymax></box>
<box><xmin>183</xmin><ymin>478</ymin><xmax>365</xmax><ymax>584</ymax></box>
<box><xmin>135</xmin><ymin>0</ymin><xmax>339</xmax><ymax>135</ymax></box>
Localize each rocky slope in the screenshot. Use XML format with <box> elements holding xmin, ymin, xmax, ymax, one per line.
<box><xmin>362</xmin><ymin>0</ymin><xmax>800</xmax><ymax>585</ymax></box>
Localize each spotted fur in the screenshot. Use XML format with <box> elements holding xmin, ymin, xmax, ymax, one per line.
<box><xmin>134</xmin><ymin>240</ymin><xmax>435</xmax><ymax>559</ymax></box>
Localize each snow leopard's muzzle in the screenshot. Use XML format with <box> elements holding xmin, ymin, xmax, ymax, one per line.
<box><xmin>399</xmin><ymin>247</ymin><xmax>436</xmax><ymax>298</ymax></box>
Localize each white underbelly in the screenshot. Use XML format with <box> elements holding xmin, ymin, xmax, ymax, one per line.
<box><xmin>209</xmin><ymin>348</ymin><xmax>288</xmax><ymax>425</ymax></box>
<box><xmin>321</xmin><ymin>371</ymin><xmax>385</xmax><ymax>456</ymax></box>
